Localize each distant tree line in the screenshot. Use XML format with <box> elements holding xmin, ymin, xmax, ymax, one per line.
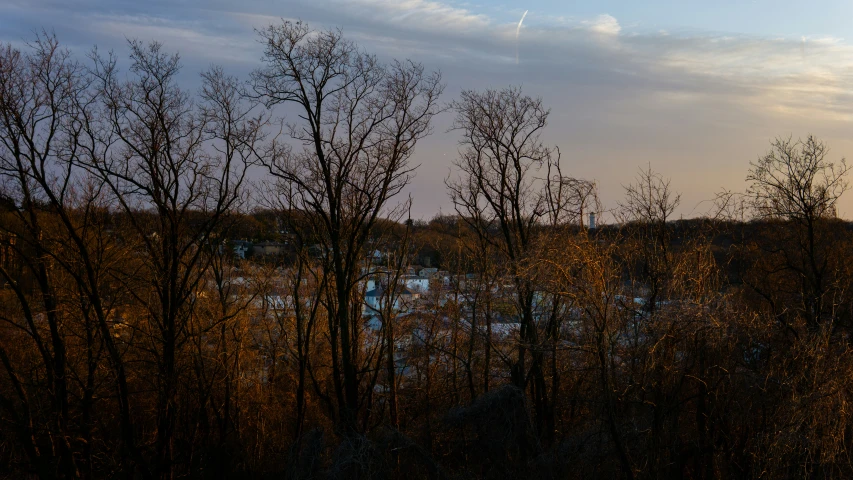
<box><xmin>2</xmin><ymin>22</ymin><xmax>853</xmax><ymax>479</ymax></box>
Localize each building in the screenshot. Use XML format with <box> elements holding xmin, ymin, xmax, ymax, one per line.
<box><xmin>363</xmin><ymin>284</ymin><xmax>419</xmax><ymax>315</ymax></box>
<box><xmin>419</xmin><ymin>267</ymin><xmax>439</xmax><ymax>278</ymax></box>
<box><xmin>231</xmin><ymin>240</ymin><xmax>253</xmax><ymax>259</ymax></box>
<box><xmin>402</xmin><ymin>275</ymin><xmax>430</xmax><ymax>293</ymax></box>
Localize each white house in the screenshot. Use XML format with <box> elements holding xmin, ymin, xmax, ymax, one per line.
<box><xmin>363</xmin><ymin>284</ymin><xmax>419</xmax><ymax>315</ymax></box>
<box><xmin>402</xmin><ymin>275</ymin><xmax>430</xmax><ymax>293</ymax></box>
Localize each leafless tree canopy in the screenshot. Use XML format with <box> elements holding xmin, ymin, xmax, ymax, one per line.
<box><xmin>250</xmin><ymin>21</ymin><xmax>444</xmax><ymax>433</ymax></box>
<box><xmin>448</xmin><ymin>87</ymin><xmax>557</xmax><ymax>248</ymax></box>
<box><xmin>747</xmin><ymin>135</ymin><xmax>848</xmax><ymax>221</ymax></box>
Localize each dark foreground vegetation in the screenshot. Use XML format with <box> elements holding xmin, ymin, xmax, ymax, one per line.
<box><xmin>2</xmin><ymin>22</ymin><xmax>853</xmax><ymax>479</ymax></box>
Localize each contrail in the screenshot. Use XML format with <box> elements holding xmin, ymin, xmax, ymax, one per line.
<box><xmin>516</xmin><ymin>10</ymin><xmax>528</xmax><ymax>64</ymax></box>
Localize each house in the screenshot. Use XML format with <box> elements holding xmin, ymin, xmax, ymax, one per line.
<box><xmin>364</xmin><ymin>270</ymin><xmax>430</xmax><ymax>294</ymax></box>
<box><xmin>419</xmin><ymin>267</ymin><xmax>438</xmax><ymax>278</ymax></box>
<box><xmin>363</xmin><ymin>284</ymin><xmax>419</xmax><ymax>315</ymax></box>
<box><xmin>231</xmin><ymin>240</ymin><xmax>253</xmax><ymax>259</ymax></box>
<box><xmin>402</xmin><ymin>275</ymin><xmax>430</xmax><ymax>293</ymax></box>
<box><xmin>406</xmin><ymin>265</ymin><xmax>424</xmax><ymax>276</ymax></box>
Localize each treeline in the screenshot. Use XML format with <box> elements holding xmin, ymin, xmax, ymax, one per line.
<box><xmin>2</xmin><ymin>22</ymin><xmax>853</xmax><ymax>480</ymax></box>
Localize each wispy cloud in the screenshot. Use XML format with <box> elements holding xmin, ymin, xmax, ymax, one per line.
<box><xmin>331</xmin><ymin>0</ymin><xmax>490</xmax><ymax>31</ymax></box>
<box><xmin>84</xmin><ymin>13</ymin><xmax>257</xmax><ymax>63</ymax></box>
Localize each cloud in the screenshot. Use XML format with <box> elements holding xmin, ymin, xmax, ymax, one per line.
<box><xmin>84</xmin><ymin>13</ymin><xmax>257</xmax><ymax>64</ymax></box>
<box><xmin>7</xmin><ymin>0</ymin><xmax>853</xmax><ymax>115</ymax></box>
<box><xmin>335</xmin><ymin>0</ymin><xmax>490</xmax><ymax>31</ymax></box>
<box><xmin>13</xmin><ymin>0</ymin><xmax>850</xmax><ymax>121</ymax></box>
<box><xmin>4</xmin><ymin>0</ymin><xmax>853</xmax><ymax>217</ymax></box>
<box><xmin>583</xmin><ymin>14</ymin><xmax>621</xmax><ymax>36</ymax></box>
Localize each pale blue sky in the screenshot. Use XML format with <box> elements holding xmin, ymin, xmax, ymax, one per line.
<box><xmin>2</xmin><ymin>0</ymin><xmax>853</xmax><ymax>219</ymax></box>
<box><xmin>473</xmin><ymin>0</ymin><xmax>853</xmax><ymax>37</ymax></box>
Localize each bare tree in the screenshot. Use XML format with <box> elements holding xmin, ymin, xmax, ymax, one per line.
<box><xmin>746</xmin><ymin>136</ymin><xmax>849</xmax><ymax>331</ymax></box>
<box><xmin>446</xmin><ymin>86</ymin><xmax>559</xmax><ymax>444</ymax></box>
<box><xmin>260</xmin><ymin>185</ymin><xmax>330</xmax><ymax>440</ymax></box>
<box><xmin>88</xmin><ymin>40</ymin><xmax>262</xmax><ymax>477</ymax></box>
<box><xmin>619</xmin><ymin>165</ymin><xmax>682</xmax><ymax>313</ymax></box>
<box><xmin>540</xmin><ymin>234</ymin><xmax>635</xmax><ymax>479</ymax></box>
<box><xmin>620</xmin><ymin>165</ymin><xmax>681</xmax><ymax>226</ymax></box>
<box><xmin>747</xmin><ymin>136</ymin><xmax>847</xmax><ymax>222</ymax></box>
<box><xmin>545</xmin><ymin>162</ymin><xmax>600</xmax><ymax>229</ymax></box>
<box><xmin>250</xmin><ymin>20</ymin><xmax>443</xmax><ymax>432</ymax></box>
<box><xmin>0</xmin><ymin>34</ymin><xmax>150</xmax><ymax>478</ymax></box>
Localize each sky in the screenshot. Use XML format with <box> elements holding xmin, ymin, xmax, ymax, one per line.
<box><xmin>3</xmin><ymin>0</ymin><xmax>853</xmax><ymax>220</ymax></box>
